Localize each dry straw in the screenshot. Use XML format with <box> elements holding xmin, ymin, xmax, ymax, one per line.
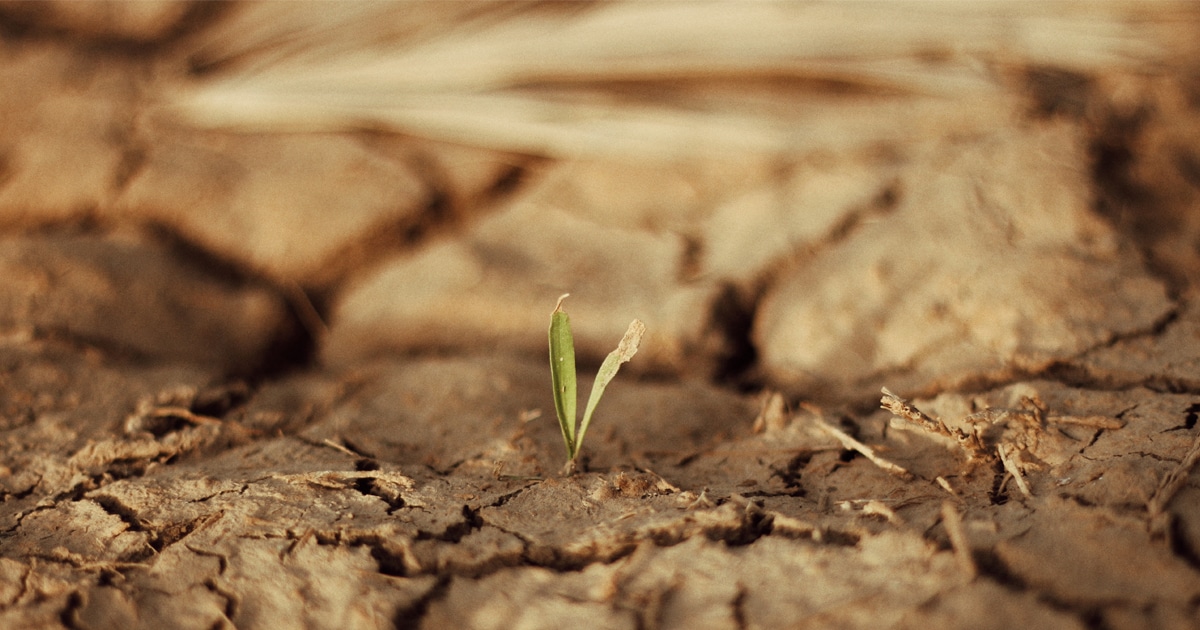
<box><xmin>165</xmin><ymin>2</ymin><xmax>1171</xmax><ymax>159</ymax></box>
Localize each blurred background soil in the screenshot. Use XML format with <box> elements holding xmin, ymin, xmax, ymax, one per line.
<box><xmin>1</xmin><ymin>2</ymin><xmax>1200</xmax><ymax>628</ymax></box>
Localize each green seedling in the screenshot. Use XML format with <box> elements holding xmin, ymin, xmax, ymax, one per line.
<box><xmin>549</xmin><ymin>294</ymin><xmax>645</xmax><ymax>472</ymax></box>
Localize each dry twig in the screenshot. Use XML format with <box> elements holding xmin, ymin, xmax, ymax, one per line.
<box><xmin>1147</xmin><ymin>431</ymin><xmax>1200</xmax><ymax>531</ymax></box>
<box><xmin>813</xmin><ymin>416</ymin><xmax>911</xmax><ymax>480</ymax></box>
<box><xmin>936</xmin><ymin>475</ymin><xmax>959</xmax><ymax>498</ymax></box>
<box><xmin>941</xmin><ymin>501</ymin><xmax>977</xmax><ymax>579</ymax></box>
<box><xmin>996</xmin><ymin>443</ymin><xmax>1033</xmax><ymax>499</ymax></box>
<box><xmin>881</xmin><ymin>387</ymin><xmax>1106</xmax><ymax>499</ymax></box>
<box><xmin>881</xmin><ymin>387</ymin><xmax>986</xmax><ymax>457</ymax></box>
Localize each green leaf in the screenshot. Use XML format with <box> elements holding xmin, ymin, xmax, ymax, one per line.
<box><xmin>575</xmin><ymin>319</ymin><xmax>645</xmax><ymax>457</ymax></box>
<box><xmin>548</xmin><ymin>294</ymin><xmax>577</xmax><ymax>459</ymax></box>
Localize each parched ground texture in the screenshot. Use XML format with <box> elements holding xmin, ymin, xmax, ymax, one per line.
<box><xmin>2</xmin><ymin>2</ymin><xmax>1200</xmax><ymax>629</ymax></box>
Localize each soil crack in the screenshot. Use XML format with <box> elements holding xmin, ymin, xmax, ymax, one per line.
<box><xmin>393</xmin><ymin>575</ymin><xmax>451</xmax><ymax>630</ymax></box>
<box><xmin>58</xmin><ymin>591</ymin><xmax>84</xmax><ymax>630</ymax></box>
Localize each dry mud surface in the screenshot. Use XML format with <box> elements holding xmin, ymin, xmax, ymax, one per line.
<box><xmin>2</xmin><ymin>3</ymin><xmax>1200</xmax><ymax>629</ymax></box>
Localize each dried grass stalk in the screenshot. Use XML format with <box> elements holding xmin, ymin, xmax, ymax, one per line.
<box><xmin>164</xmin><ymin>2</ymin><xmax>1176</xmax><ymax>159</ymax></box>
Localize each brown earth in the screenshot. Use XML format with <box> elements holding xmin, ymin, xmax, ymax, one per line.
<box><xmin>2</xmin><ymin>2</ymin><xmax>1200</xmax><ymax>629</ymax></box>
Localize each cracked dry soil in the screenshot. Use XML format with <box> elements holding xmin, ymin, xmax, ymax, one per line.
<box><xmin>3</xmin><ymin>2</ymin><xmax>1200</xmax><ymax>629</ymax></box>
<box><xmin>15</xmin><ymin>347</ymin><xmax>1200</xmax><ymax>630</ymax></box>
